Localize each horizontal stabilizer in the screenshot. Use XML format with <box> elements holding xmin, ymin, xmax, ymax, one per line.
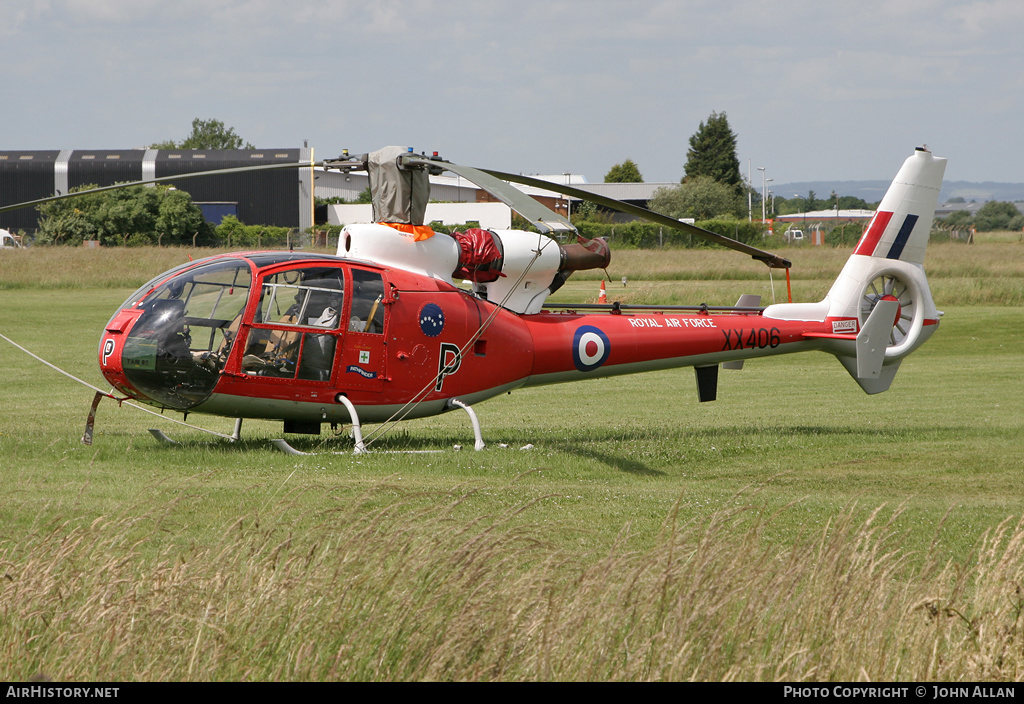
<box><xmin>856</xmin><ymin>298</ymin><xmax>900</xmax><ymax>379</ymax></box>
<box><xmin>723</xmin><ymin>294</ymin><xmax>761</xmax><ymax>370</ymax></box>
<box><xmin>835</xmin><ymin>297</ymin><xmax>903</xmax><ymax>394</ymax></box>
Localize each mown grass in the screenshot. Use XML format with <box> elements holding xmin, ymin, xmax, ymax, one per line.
<box><xmin>1</xmin><ymin>242</ymin><xmax>1023</xmax><ymax>680</ymax></box>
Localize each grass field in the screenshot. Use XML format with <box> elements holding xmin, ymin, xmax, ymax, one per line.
<box><xmin>1</xmin><ymin>240</ymin><xmax>1023</xmax><ymax>680</ymax></box>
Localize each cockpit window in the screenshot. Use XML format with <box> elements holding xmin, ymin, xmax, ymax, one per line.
<box><xmin>259</xmin><ymin>267</ymin><xmax>345</xmax><ymax>329</ymax></box>
<box><xmin>117</xmin><ymin>259</ymin><xmax>199</xmax><ymax>312</ymax></box>
<box><xmin>350</xmin><ymin>269</ymin><xmax>385</xmax><ymax>334</ymax></box>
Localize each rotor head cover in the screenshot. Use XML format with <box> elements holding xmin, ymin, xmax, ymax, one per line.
<box><xmin>451</xmin><ymin>228</ymin><xmax>504</xmax><ymax>283</ymax></box>
<box><xmin>368</xmin><ymin>146</ymin><xmax>430</xmax><ymax>225</ymax></box>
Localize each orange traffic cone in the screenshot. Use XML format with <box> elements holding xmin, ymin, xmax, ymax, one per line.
<box><xmin>598</xmin><ymin>280</ymin><xmax>607</xmax><ymax>304</ymax></box>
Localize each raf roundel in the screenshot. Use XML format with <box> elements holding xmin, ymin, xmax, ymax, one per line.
<box><xmin>418</xmin><ymin>303</ymin><xmax>445</xmax><ymax>338</ymax></box>
<box><xmin>572</xmin><ymin>325</ymin><xmax>611</xmax><ymax>372</ymax></box>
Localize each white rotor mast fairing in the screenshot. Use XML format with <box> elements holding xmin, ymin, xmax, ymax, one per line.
<box><xmin>328</xmin><ymin>147</ymin><xmax>603</xmax><ymax>315</ymax></box>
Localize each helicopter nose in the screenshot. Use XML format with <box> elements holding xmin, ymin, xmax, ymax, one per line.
<box><xmin>98</xmin><ymin>300</ymin><xmax>223</xmax><ymax>411</ymax></box>
<box><xmin>99</xmin><ymin>309</ymin><xmax>142</xmax><ymax>399</ymax></box>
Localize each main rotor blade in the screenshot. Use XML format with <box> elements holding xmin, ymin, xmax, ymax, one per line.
<box><xmin>480</xmin><ymin>169</ymin><xmax>791</xmax><ymax>269</ymax></box>
<box><xmin>0</xmin><ymin>160</ymin><xmax>315</xmax><ymax>214</ymax></box>
<box><xmin>400</xmin><ymin>155</ymin><xmax>575</xmax><ymax>234</ymax></box>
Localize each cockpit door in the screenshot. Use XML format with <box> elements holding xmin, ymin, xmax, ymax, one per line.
<box><xmin>238</xmin><ymin>265</ymin><xmax>346</xmax><ymax>383</ymax></box>
<box><xmin>337</xmin><ymin>268</ymin><xmax>387</xmax><ymax>392</ymax></box>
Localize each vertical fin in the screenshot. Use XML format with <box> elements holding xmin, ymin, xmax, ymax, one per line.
<box><xmin>849</xmin><ymin>146</ymin><xmax>946</xmax><ymax>265</ymax></box>
<box><xmin>765</xmin><ymin>147</ymin><xmax>946</xmax><ymax>395</ymax></box>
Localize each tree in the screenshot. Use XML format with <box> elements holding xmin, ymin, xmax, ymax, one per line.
<box><xmin>940</xmin><ymin>209</ymin><xmax>973</xmax><ymax>228</ymax></box>
<box><xmin>648</xmin><ymin>175</ymin><xmax>745</xmax><ymax>220</ymax></box>
<box><xmin>604</xmin><ymin>159</ymin><xmax>644</xmax><ymax>183</ymax></box>
<box><xmin>974</xmin><ymin>200</ymin><xmax>1022</xmax><ymax>231</ymax></box>
<box><xmin>683</xmin><ymin>111</ymin><xmax>741</xmax><ymax>192</ymax></box>
<box><xmin>36</xmin><ymin>184</ymin><xmax>210</xmax><ymax>245</ymax></box>
<box><xmin>806</xmin><ymin>190</ymin><xmax>819</xmax><ymax>211</ymax></box>
<box><xmin>837</xmin><ymin>195</ymin><xmax>875</xmax><ymax>210</ymax></box>
<box><xmin>151</xmin><ymin>118</ymin><xmax>255</xmax><ymax>150</ymax></box>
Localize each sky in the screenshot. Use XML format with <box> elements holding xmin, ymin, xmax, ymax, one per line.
<box><xmin>3</xmin><ymin>0</ymin><xmax>1023</xmax><ymax>187</ymax></box>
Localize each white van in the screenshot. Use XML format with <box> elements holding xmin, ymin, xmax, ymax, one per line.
<box><xmin>0</xmin><ymin>229</ymin><xmax>23</xmax><ymax>248</ymax></box>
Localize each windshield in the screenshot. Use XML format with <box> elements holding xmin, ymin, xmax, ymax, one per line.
<box><xmin>119</xmin><ymin>258</ymin><xmax>253</xmax><ymax>409</ymax></box>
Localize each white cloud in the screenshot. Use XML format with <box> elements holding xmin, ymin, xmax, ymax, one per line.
<box><xmin>3</xmin><ymin>0</ymin><xmax>1023</xmax><ymax>182</ymax></box>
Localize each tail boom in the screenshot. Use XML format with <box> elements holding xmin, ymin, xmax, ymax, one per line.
<box><xmin>518</xmin><ymin>148</ymin><xmax>946</xmax><ymax>401</ymax></box>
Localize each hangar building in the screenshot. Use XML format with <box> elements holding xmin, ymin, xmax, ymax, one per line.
<box><xmin>0</xmin><ymin>148</ymin><xmax>314</xmax><ymax>232</ymax></box>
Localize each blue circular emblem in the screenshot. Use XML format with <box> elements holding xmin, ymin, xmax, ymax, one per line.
<box><xmin>419</xmin><ymin>303</ymin><xmax>445</xmax><ymax>337</ymax></box>
<box><xmin>572</xmin><ymin>325</ymin><xmax>610</xmax><ymax>372</ymax></box>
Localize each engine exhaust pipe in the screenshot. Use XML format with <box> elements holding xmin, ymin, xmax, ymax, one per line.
<box><xmin>559</xmin><ymin>236</ymin><xmax>610</xmax><ymax>274</ymax></box>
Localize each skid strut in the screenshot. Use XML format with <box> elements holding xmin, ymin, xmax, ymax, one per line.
<box><xmin>273</xmin><ymin>395</ymin><xmax>367</xmax><ymax>456</ymax></box>
<box><xmin>448</xmin><ymin>398</ymin><xmax>486</xmax><ymax>451</ymax></box>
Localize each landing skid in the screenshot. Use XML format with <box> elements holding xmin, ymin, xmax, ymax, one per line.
<box><xmin>148</xmin><ymin>418</ymin><xmax>243</xmax><ymax>445</ymax></box>
<box><xmin>144</xmin><ymin>397</ymin><xmax>489</xmax><ymax>457</ymax></box>
<box><xmin>148</xmin><ymin>428</ymin><xmax>179</xmax><ymax>445</ymax></box>
<box><xmin>271</xmin><ymin>396</ymin><xmax>366</xmax><ymax>455</ymax></box>
<box><xmin>270</xmin><ymin>438</ymin><xmax>445</xmax><ymax>456</ymax></box>
<box><xmin>271</xmin><ymin>396</ymin><xmax>487</xmax><ymax>456</ymax></box>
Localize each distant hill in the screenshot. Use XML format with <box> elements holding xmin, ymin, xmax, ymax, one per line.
<box><xmin>774</xmin><ymin>181</ymin><xmax>1024</xmax><ymax>204</ymax></box>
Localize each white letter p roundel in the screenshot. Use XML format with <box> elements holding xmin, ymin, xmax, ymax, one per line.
<box><xmin>572</xmin><ymin>325</ymin><xmax>611</xmax><ymax>372</ymax></box>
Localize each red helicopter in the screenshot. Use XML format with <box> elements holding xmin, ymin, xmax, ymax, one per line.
<box><xmin>7</xmin><ymin>146</ymin><xmax>947</xmax><ymax>453</ymax></box>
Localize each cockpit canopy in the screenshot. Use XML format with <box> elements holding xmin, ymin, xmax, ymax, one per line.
<box><xmin>116</xmin><ymin>256</ymin><xmax>255</xmax><ymax>409</ymax></box>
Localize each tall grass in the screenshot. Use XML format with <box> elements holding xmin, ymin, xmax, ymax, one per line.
<box><xmin>3</xmin><ymin>485</ymin><xmax>1023</xmax><ymax>681</ymax></box>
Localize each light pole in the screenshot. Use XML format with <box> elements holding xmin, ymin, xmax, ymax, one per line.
<box><xmin>758</xmin><ymin>167</ymin><xmax>767</xmax><ymax>222</ymax></box>
<box><xmin>563</xmin><ymin>172</ymin><xmax>572</xmax><ymax>222</ymax></box>
<box><xmin>747</xmin><ymin>160</ymin><xmax>752</xmax><ymax>221</ymax></box>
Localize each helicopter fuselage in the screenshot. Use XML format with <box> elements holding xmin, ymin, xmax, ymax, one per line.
<box><xmin>96</xmin><ymin>247</ymin><xmax>887</xmax><ymax>433</ymax></box>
